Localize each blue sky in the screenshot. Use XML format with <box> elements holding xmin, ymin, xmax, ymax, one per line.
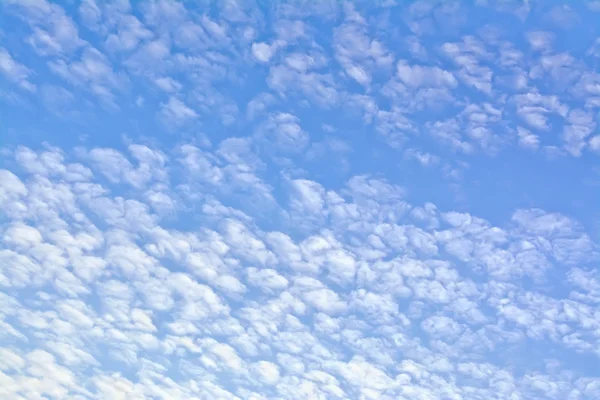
<box><xmin>1</xmin><ymin>0</ymin><xmax>600</xmax><ymax>398</ymax></box>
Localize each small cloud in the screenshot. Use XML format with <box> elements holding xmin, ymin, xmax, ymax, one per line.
<box><xmin>252</xmin><ymin>42</ymin><xmax>278</xmax><ymax>63</ymax></box>
<box><xmin>404</xmin><ymin>149</ymin><xmax>440</xmax><ymax>166</ymax></box>
<box><xmin>0</xmin><ymin>47</ymin><xmax>36</xmax><ymax>92</ymax></box>
<box><xmin>517</xmin><ymin>126</ymin><xmax>540</xmax><ymax>150</ymax></box>
<box><xmin>159</xmin><ymin>96</ymin><xmax>198</xmax><ymax>126</ymax></box>
<box><xmin>590</xmin><ymin>136</ymin><xmax>600</xmax><ymax>153</ymax></box>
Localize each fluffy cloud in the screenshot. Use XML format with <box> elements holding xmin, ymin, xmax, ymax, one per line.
<box><xmin>0</xmin><ymin>141</ymin><xmax>598</xmax><ymax>398</ymax></box>
<box><xmin>1</xmin><ymin>1</ymin><xmax>600</xmax><ymax>399</ymax></box>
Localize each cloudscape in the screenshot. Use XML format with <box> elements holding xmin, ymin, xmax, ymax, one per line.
<box><xmin>1</xmin><ymin>1</ymin><xmax>600</xmax><ymax>399</ymax></box>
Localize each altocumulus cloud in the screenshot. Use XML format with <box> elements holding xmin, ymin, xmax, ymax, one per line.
<box><xmin>1</xmin><ymin>1</ymin><xmax>600</xmax><ymax>399</ymax></box>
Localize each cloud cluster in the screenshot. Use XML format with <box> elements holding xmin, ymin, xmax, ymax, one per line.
<box><xmin>1</xmin><ymin>1</ymin><xmax>600</xmax><ymax>399</ymax></box>
<box><xmin>0</xmin><ymin>142</ymin><xmax>598</xmax><ymax>399</ymax></box>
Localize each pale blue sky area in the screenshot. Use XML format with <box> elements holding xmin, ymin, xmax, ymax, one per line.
<box><xmin>1</xmin><ymin>1</ymin><xmax>600</xmax><ymax>399</ymax></box>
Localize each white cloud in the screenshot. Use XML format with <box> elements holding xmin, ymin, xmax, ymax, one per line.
<box><xmin>562</xmin><ymin>109</ymin><xmax>595</xmax><ymax>156</ymax></box>
<box><xmin>48</xmin><ymin>46</ymin><xmax>127</xmax><ymax>106</ymax></box>
<box><xmin>246</xmin><ymin>267</ymin><xmax>289</xmax><ymax>292</ymax></box>
<box><xmin>153</xmin><ymin>76</ymin><xmax>182</xmax><ymax>92</ymax></box>
<box><xmin>441</xmin><ymin>37</ymin><xmax>494</xmax><ymax>94</ymax></box>
<box><xmin>267</xmin><ymin>64</ymin><xmax>340</xmax><ymax>108</ymax></box>
<box><xmin>252</xmin><ymin>361</ymin><xmax>281</xmax><ymax>385</ymax></box>
<box><xmin>252</xmin><ymin>42</ymin><xmax>278</xmax><ymax>63</ymax></box>
<box><xmin>396</xmin><ymin>60</ymin><xmax>457</xmax><ymax>88</ymax></box>
<box><xmin>289</xmin><ymin>178</ymin><xmax>326</xmax><ymax>215</ymax></box>
<box><xmin>106</xmin><ymin>15</ymin><xmax>153</xmax><ymax>53</ymax></box>
<box><xmin>0</xmin><ymin>48</ymin><xmax>36</xmax><ymax>92</ymax></box>
<box><xmin>159</xmin><ymin>96</ymin><xmax>198</xmax><ymax>126</ymax></box>
<box><xmin>404</xmin><ymin>148</ymin><xmax>440</xmax><ymax>165</ymax></box>
<box><xmin>1</xmin><ymin>1</ymin><xmax>599</xmax><ymax>398</ymax></box>
<box><xmin>258</xmin><ymin>112</ymin><xmax>310</xmax><ymax>153</ymax></box>
<box><xmin>517</xmin><ymin>126</ymin><xmax>540</xmax><ymax>150</ymax></box>
<box><xmin>333</xmin><ymin>4</ymin><xmax>394</xmax><ymax>87</ymax></box>
<box><xmin>589</xmin><ymin>135</ymin><xmax>600</xmax><ymax>152</ymax></box>
<box><xmin>527</xmin><ymin>31</ymin><xmax>555</xmax><ymax>52</ymax></box>
<box><xmin>124</xmin><ymin>38</ymin><xmax>171</xmax><ymax>74</ymax></box>
<box><xmin>6</xmin><ymin>0</ymin><xmax>85</xmax><ymax>56</ymax></box>
<box><xmin>83</xmin><ymin>145</ymin><xmax>167</xmax><ymax>188</ymax></box>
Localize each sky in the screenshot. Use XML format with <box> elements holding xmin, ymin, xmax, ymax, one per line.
<box><xmin>1</xmin><ymin>0</ymin><xmax>600</xmax><ymax>399</ymax></box>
